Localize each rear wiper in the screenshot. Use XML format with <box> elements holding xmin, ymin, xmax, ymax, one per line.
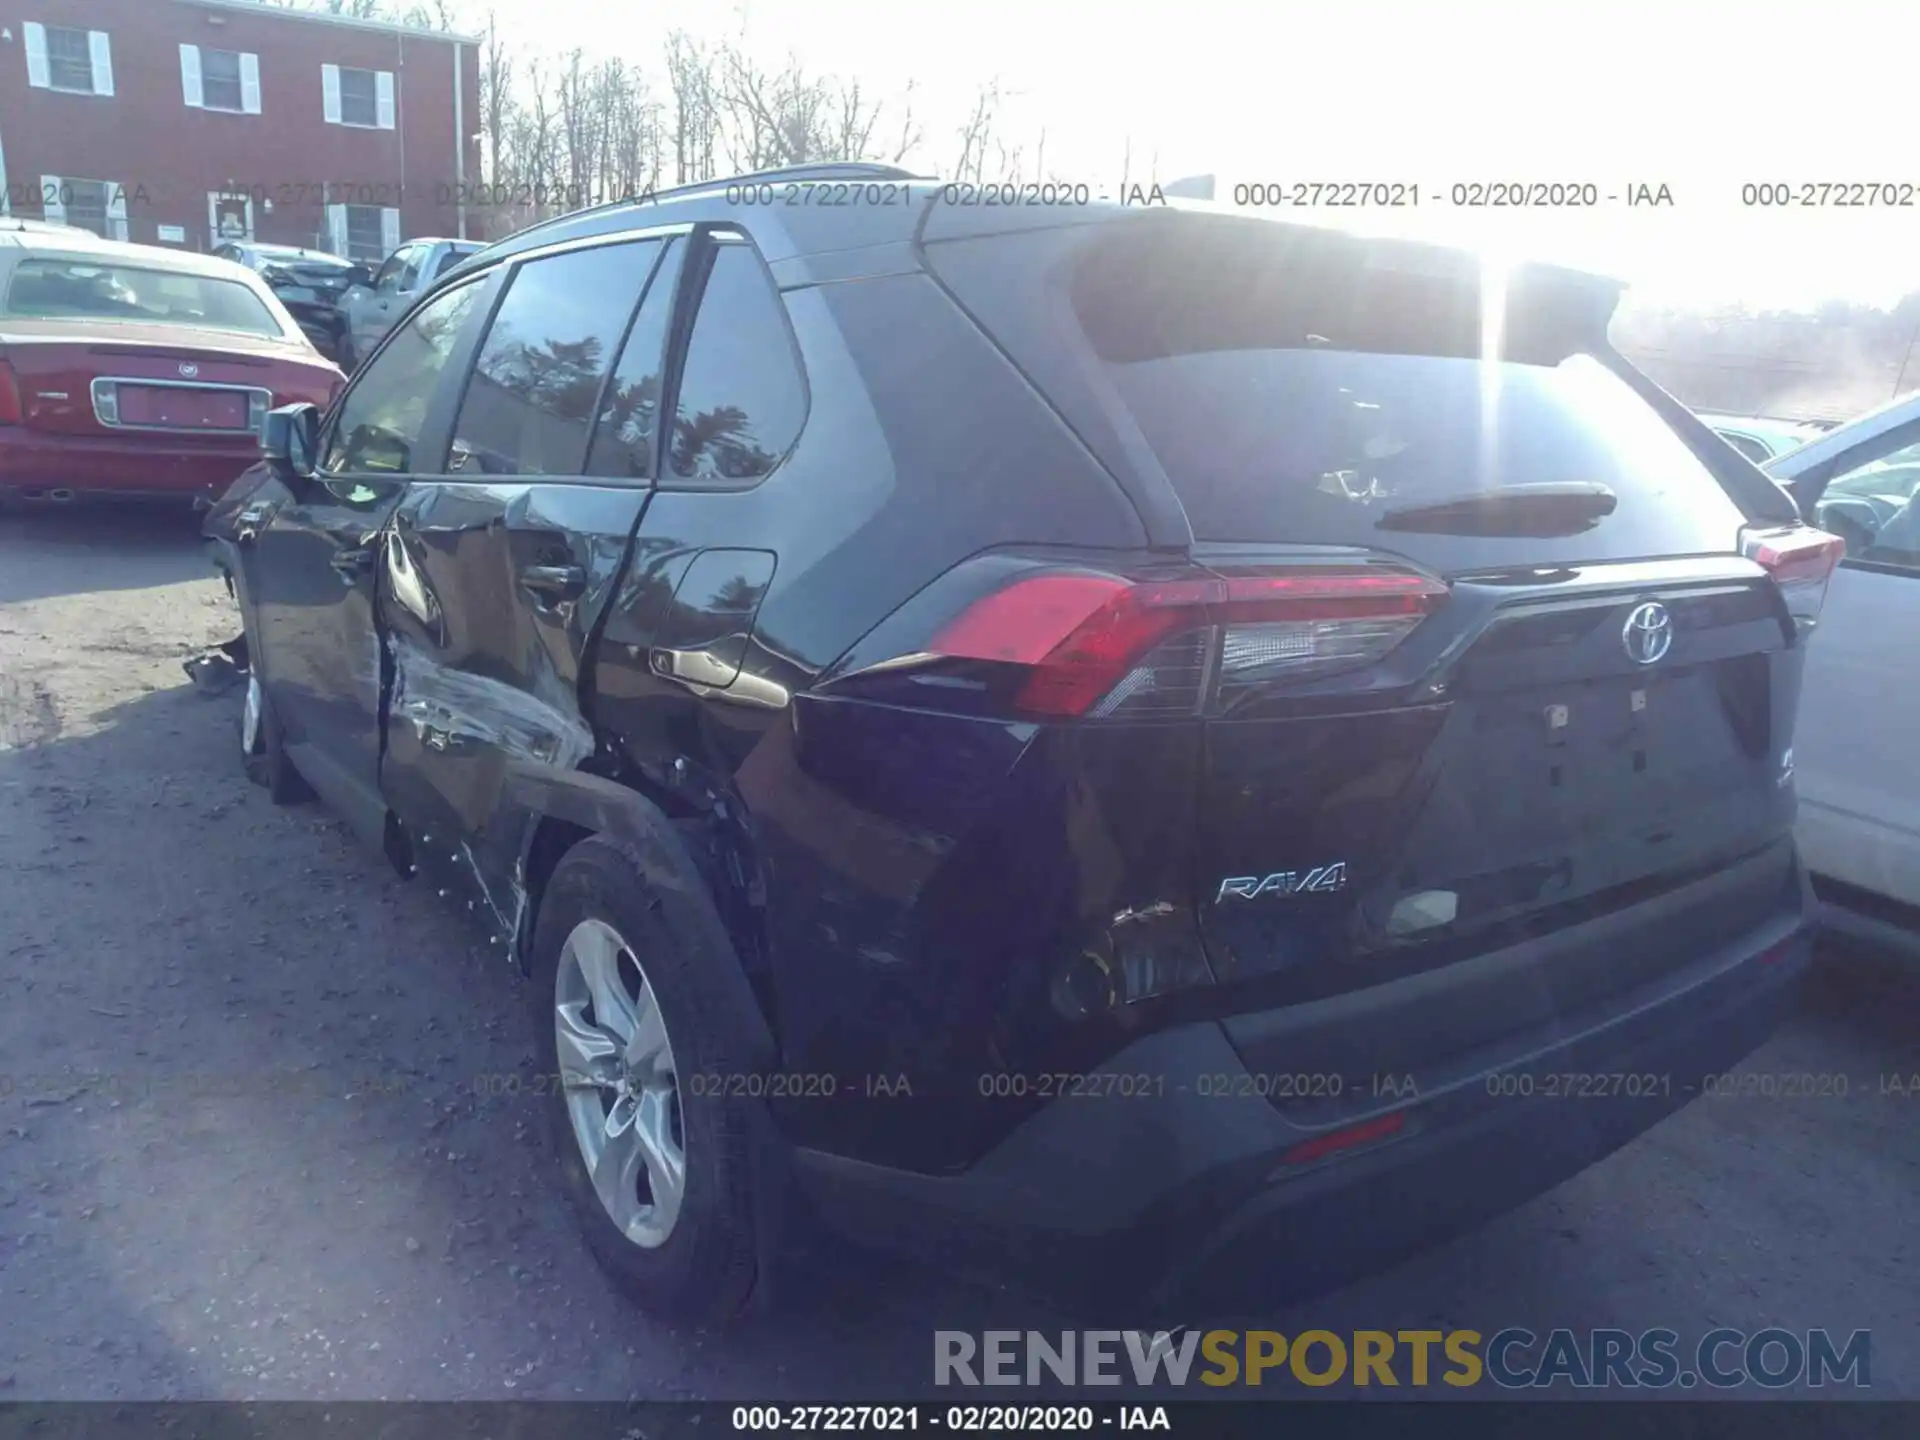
<box><xmin>1376</xmin><ymin>481</ymin><xmax>1618</xmax><ymax>536</ymax></box>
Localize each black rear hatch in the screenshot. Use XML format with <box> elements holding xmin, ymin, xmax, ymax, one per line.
<box><xmin>921</xmin><ymin>209</ymin><xmax>1808</xmax><ymax>1006</ymax></box>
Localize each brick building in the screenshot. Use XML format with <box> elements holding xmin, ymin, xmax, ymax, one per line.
<box><xmin>0</xmin><ymin>0</ymin><xmax>482</xmax><ymax>262</ymax></box>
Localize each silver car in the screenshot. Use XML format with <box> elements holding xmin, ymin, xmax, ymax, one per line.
<box><xmin>338</xmin><ymin>236</ymin><xmax>482</xmax><ymax>368</ymax></box>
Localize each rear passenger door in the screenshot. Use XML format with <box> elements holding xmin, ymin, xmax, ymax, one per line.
<box><xmin>375</xmin><ymin>229</ymin><xmax>684</xmax><ymax>932</ymax></box>
<box><xmin>590</xmin><ymin>226</ymin><xmax>811</xmax><ymax>1019</ymax></box>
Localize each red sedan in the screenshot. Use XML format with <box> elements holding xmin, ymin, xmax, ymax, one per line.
<box><xmin>0</xmin><ymin>222</ymin><xmax>344</xmax><ymax>506</ymax></box>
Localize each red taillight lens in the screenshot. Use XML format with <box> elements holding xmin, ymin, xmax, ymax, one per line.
<box><xmin>0</xmin><ymin>360</ymin><xmax>22</xmax><ymax>426</ymax></box>
<box><xmin>929</xmin><ymin>567</ymin><xmax>1448</xmax><ymax>718</ymax></box>
<box><xmin>1741</xmin><ymin>523</ymin><xmax>1845</xmax><ymax>631</ymax></box>
<box><xmin>1280</xmin><ymin>1109</ymin><xmax>1408</xmax><ymax>1167</ymax></box>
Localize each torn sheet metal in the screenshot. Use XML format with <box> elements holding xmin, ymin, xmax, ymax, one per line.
<box><xmin>181</xmin><ymin>633</ymin><xmax>250</xmax><ymax>698</ymax></box>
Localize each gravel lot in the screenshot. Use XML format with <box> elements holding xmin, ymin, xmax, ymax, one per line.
<box><xmin>1</xmin><ymin>504</ymin><xmax>1917</xmax><ymax>1401</ymax></box>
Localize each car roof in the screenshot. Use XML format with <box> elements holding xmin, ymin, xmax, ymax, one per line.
<box><xmin>448</xmin><ymin>163</ymin><xmax>1625</xmax><ymax>302</ymax></box>
<box><xmin>1766</xmin><ymin>391</ymin><xmax>1920</xmax><ymax>479</ymax></box>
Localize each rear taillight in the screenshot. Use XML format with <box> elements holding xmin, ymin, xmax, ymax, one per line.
<box><xmin>928</xmin><ymin>567</ymin><xmax>1448</xmax><ymax>718</ymax></box>
<box><xmin>1741</xmin><ymin>523</ymin><xmax>1845</xmax><ymax>632</ymax></box>
<box><xmin>0</xmin><ymin>361</ymin><xmax>21</xmax><ymax>425</ymax></box>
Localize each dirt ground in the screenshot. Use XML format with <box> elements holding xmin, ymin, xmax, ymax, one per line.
<box><xmin>1</xmin><ymin>504</ymin><xmax>1917</xmax><ymax>1401</ymax></box>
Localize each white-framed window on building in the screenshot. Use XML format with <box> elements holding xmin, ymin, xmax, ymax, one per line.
<box><xmin>321</xmin><ymin>64</ymin><xmax>395</xmax><ymax>129</ymax></box>
<box><xmin>327</xmin><ymin>203</ymin><xmax>401</xmax><ymax>264</ymax></box>
<box><xmin>181</xmin><ymin>45</ymin><xmax>262</xmax><ymax>114</ymax></box>
<box><xmin>24</xmin><ymin>23</ymin><xmax>114</xmax><ymax>97</ymax></box>
<box><xmin>209</xmin><ymin>193</ymin><xmax>257</xmax><ymax>245</ymax></box>
<box><xmin>41</xmin><ymin>176</ymin><xmax>129</xmax><ymax>240</ymax></box>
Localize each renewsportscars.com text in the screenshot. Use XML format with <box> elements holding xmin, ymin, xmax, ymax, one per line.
<box><xmin>934</xmin><ymin>1327</ymin><xmax>1871</xmax><ymax>1390</ymax></box>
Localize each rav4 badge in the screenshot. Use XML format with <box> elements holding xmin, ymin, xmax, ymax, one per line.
<box><xmin>1216</xmin><ymin>863</ymin><xmax>1349</xmax><ymax>902</ymax></box>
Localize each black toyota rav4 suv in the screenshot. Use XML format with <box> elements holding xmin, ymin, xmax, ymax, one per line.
<box><xmin>203</xmin><ymin>162</ymin><xmax>1837</xmax><ymax>1323</ymax></box>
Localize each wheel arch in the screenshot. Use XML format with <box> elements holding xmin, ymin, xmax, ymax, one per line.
<box><xmin>504</xmin><ymin>765</ymin><xmax>779</xmax><ymax>1071</ymax></box>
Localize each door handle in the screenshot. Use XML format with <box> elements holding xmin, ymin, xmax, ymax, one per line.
<box><xmin>329</xmin><ymin>546</ymin><xmax>375</xmax><ymax>579</ymax></box>
<box><xmin>518</xmin><ymin>564</ymin><xmax>586</xmax><ymax>602</ymax></box>
<box><xmin>650</xmin><ymin>645</ymin><xmax>738</xmax><ymax>688</ymax></box>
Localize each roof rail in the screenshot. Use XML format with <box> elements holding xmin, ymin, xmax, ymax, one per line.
<box><xmin>480</xmin><ymin>161</ymin><xmax>938</xmax><ymax>251</ymax></box>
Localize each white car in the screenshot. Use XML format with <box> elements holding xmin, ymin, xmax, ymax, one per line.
<box><xmin>1767</xmin><ymin>394</ymin><xmax>1920</xmax><ymax>954</ymax></box>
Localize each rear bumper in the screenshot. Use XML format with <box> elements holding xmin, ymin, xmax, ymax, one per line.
<box><xmin>791</xmin><ymin>846</ymin><xmax>1813</xmax><ymax>1315</ymax></box>
<box><xmin>0</xmin><ymin>427</ymin><xmax>257</xmax><ymax>499</ymax></box>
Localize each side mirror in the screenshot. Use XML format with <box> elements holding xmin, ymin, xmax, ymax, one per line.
<box><xmin>261</xmin><ymin>402</ymin><xmax>321</xmax><ymax>484</ymax></box>
<box><xmin>346</xmin><ymin>264</ymin><xmax>373</xmax><ymax>288</ymax></box>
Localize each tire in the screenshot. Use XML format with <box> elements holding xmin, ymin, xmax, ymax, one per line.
<box><xmin>529</xmin><ymin>834</ymin><xmax>760</xmax><ymax>1324</ymax></box>
<box><xmin>239</xmin><ymin>666</ymin><xmax>314</xmax><ymax>804</ymax></box>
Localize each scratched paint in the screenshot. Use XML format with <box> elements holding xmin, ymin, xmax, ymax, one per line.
<box><xmin>387</xmin><ymin>636</ymin><xmax>594</xmax><ymax>769</ymax></box>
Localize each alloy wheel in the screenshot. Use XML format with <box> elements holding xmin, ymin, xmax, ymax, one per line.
<box><xmin>553</xmin><ymin>918</ymin><xmax>686</xmax><ymax>1248</ymax></box>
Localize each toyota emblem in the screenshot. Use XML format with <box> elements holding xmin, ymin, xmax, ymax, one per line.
<box><xmin>1622</xmin><ymin>601</ymin><xmax>1674</xmax><ymax>665</ymax></box>
<box><xmin>178</xmin><ymin>362</ymin><xmax>200</xmax><ymax>379</ymax></box>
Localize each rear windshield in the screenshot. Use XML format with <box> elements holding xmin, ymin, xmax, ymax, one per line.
<box><xmin>4</xmin><ymin>257</ymin><xmax>284</xmax><ymax>337</ymax></box>
<box><xmin>1108</xmin><ymin>348</ymin><xmax>1730</xmax><ymax>546</ymax></box>
<box><xmin>926</xmin><ymin>214</ymin><xmax>1761</xmax><ymax>568</ymax></box>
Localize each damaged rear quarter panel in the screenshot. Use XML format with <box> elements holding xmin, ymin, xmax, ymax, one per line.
<box><xmin>374</xmin><ymin>478</ymin><xmax>650</xmax><ymax>946</ymax></box>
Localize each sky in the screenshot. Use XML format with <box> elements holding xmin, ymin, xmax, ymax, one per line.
<box><xmin>476</xmin><ymin>0</ymin><xmax>1920</xmax><ymax>312</ymax></box>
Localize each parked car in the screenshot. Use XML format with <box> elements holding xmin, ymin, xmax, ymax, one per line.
<box><xmin>338</xmin><ymin>236</ymin><xmax>483</xmax><ymax>369</ymax></box>
<box><xmin>1765</xmin><ymin>393</ymin><xmax>1920</xmax><ymax>955</ymax></box>
<box><xmin>0</xmin><ymin>227</ymin><xmax>344</xmax><ymax>507</ymax></box>
<box><xmin>216</xmin><ymin>242</ymin><xmax>367</xmax><ymax>365</ymax></box>
<box><xmin>1696</xmin><ymin>411</ymin><xmax>1827</xmax><ymax>465</ymax></box>
<box><xmin>204</xmin><ymin>162</ymin><xmax>1829</xmax><ymax>1324</ymax></box>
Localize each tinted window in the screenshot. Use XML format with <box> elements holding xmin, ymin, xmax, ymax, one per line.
<box><xmin>446</xmin><ymin>240</ymin><xmax>660</xmax><ymax>478</ymax></box>
<box><xmin>324</xmin><ymin>279</ymin><xmax>481</xmax><ymax>475</ymax></box>
<box><xmin>3</xmin><ymin>258</ymin><xmax>281</xmax><ymax>336</ymax></box>
<box><xmin>1081</xmin><ymin>225</ymin><xmax>1744</xmax><ymax>566</ymax></box>
<box><xmin>929</xmin><ymin>219</ymin><xmax>1763</xmax><ymax>570</ymax></box>
<box><xmin>1109</xmin><ymin>348</ymin><xmax>1741</xmax><ymax>545</ymax></box>
<box><xmin>668</xmin><ymin>239</ymin><xmax>805</xmax><ymax>484</ymax></box>
<box><xmin>586</xmin><ymin>239</ymin><xmax>684</xmax><ymax>481</ymax></box>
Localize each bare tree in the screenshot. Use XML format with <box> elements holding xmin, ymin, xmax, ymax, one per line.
<box><xmin>478</xmin><ymin>9</ymin><xmax>513</xmax><ymax>184</ymax></box>
<box><xmin>952</xmin><ymin>81</ymin><xmax>1002</xmax><ymax>184</ymax></box>
<box><xmin>665</xmin><ymin>33</ymin><xmax>719</xmax><ymax>185</ymax></box>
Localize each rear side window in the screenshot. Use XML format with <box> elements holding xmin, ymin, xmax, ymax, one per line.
<box><xmin>446</xmin><ymin>239</ymin><xmax>661</xmax><ymax>477</ymax></box>
<box><xmin>667</xmin><ymin>238</ymin><xmax>805</xmax><ymax>485</ymax></box>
